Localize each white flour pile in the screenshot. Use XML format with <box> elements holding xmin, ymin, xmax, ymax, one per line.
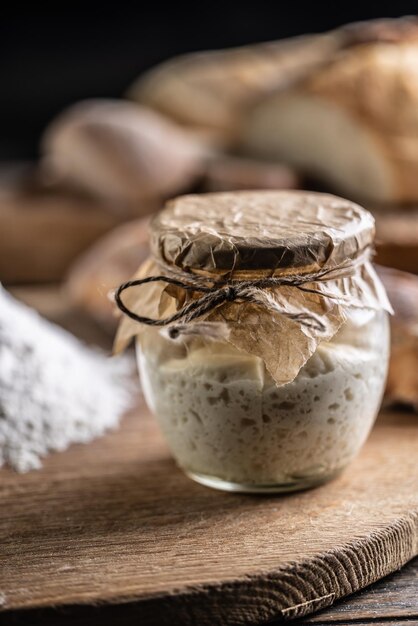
<box><xmin>0</xmin><ymin>287</ymin><xmax>133</xmax><ymax>472</ymax></box>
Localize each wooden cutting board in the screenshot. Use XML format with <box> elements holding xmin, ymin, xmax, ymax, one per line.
<box><xmin>1</xmin><ymin>402</ymin><xmax>417</xmax><ymax>625</ymax></box>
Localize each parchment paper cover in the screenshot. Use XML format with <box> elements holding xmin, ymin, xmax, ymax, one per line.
<box><xmin>115</xmin><ymin>191</ymin><xmax>391</xmax><ymax>386</ymax></box>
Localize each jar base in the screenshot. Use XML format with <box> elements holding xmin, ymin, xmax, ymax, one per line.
<box><xmin>185</xmin><ymin>468</ymin><xmax>344</xmax><ymax>494</ymax></box>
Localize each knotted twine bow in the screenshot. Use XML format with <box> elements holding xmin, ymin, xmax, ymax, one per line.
<box><xmin>114</xmin><ymin>256</ymin><xmax>368</xmax><ymax>339</ymax></box>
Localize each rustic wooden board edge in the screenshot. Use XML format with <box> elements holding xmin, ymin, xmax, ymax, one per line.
<box><xmin>124</xmin><ymin>512</ymin><xmax>418</xmax><ymax>625</ymax></box>
<box><xmin>305</xmin><ymin>556</ymin><xmax>418</xmax><ymax>623</ymax></box>
<box><xmin>3</xmin><ymin>512</ymin><xmax>416</xmax><ymax>626</ymax></box>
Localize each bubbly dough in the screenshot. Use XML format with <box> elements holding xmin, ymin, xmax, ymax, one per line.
<box><xmin>138</xmin><ymin>310</ymin><xmax>389</xmax><ymax>487</ymax></box>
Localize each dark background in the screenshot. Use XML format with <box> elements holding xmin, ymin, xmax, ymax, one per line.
<box><xmin>1</xmin><ymin>3</ymin><xmax>417</xmax><ymax>159</ymax></box>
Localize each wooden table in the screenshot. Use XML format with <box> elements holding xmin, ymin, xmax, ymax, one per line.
<box><xmin>2</xmin><ymin>286</ymin><xmax>417</xmax><ymax>626</ymax></box>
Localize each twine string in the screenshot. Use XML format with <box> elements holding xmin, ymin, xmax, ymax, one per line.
<box><xmin>114</xmin><ymin>260</ymin><xmax>360</xmax><ymax>337</ymax></box>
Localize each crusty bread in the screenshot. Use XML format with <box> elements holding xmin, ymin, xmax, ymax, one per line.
<box><xmin>374</xmin><ymin>207</ymin><xmax>418</xmax><ymax>273</ymax></box>
<box><xmin>201</xmin><ymin>155</ymin><xmax>300</xmax><ymax>192</ymax></box>
<box><xmin>243</xmin><ymin>34</ymin><xmax>418</xmax><ymax>203</ymax></box>
<box><xmin>129</xmin><ymin>32</ymin><xmax>344</xmax><ymax>147</ymax></box>
<box><xmin>377</xmin><ymin>265</ymin><xmax>418</xmax><ymax>409</ymax></box>
<box><xmin>42</xmin><ymin>100</ymin><xmax>207</xmax><ymax>214</ymax></box>
<box><xmin>129</xmin><ymin>17</ymin><xmax>418</xmax><ymax>157</ymax></box>
<box><xmin>66</xmin><ymin>218</ymin><xmax>151</xmax><ymax>331</ymax></box>
<box><xmin>0</xmin><ymin>164</ymin><xmax>119</xmax><ymax>284</ymax></box>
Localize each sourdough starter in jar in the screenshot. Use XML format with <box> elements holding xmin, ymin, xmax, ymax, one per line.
<box><xmin>115</xmin><ymin>190</ymin><xmax>392</xmax><ymax>493</ymax></box>
<box><xmin>138</xmin><ymin>309</ymin><xmax>389</xmax><ymax>491</ymax></box>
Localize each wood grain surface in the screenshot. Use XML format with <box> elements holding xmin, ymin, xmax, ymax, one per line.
<box><xmin>305</xmin><ymin>555</ymin><xmax>418</xmax><ymax>624</ymax></box>
<box><xmin>0</xmin><ymin>402</ymin><xmax>417</xmax><ymax>625</ymax></box>
<box><xmin>2</xmin><ymin>559</ymin><xmax>418</xmax><ymax>625</ymax></box>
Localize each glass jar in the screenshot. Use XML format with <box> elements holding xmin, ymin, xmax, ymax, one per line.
<box><xmin>116</xmin><ymin>190</ymin><xmax>391</xmax><ymax>493</ymax></box>
<box><xmin>138</xmin><ymin>308</ymin><xmax>389</xmax><ymax>492</ymax></box>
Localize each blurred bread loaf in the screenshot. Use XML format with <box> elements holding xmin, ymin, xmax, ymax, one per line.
<box><xmin>201</xmin><ymin>155</ymin><xmax>300</xmax><ymax>192</ymax></box>
<box><xmin>129</xmin><ymin>32</ymin><xmax>345</xmax><ymax>146</ymax></box>
<box><xmin>243</xmin><ymin>18</ymin><xmax>418</xmax><ymax>203</ymax></box>
<box><xmin>378</xmin><ymin>266</ymin><xmax>418</xmax><ymax>409</ymax></box>
<box><xmin>66</xmin><ymin>218</ymin><xmax>150</xmax><ymax>330</ymax></box>
<box><xmin>129</xmin><ymin>16</ymin><xmax>418</xmax><ymax>159</ymax></box>
<box><xmin>0</xmin><ymin>164</ymin><xmax>118</xmax><ymax>284</ymax></box>
<box><xmin>375</xmin><ymin>207</ymin><xmax>418</xmax><ymax>273</ymax></box>
<box><xmin>42</xmin><ymin>100</ymin><xmax>207</xmax><ymax>214</ymax></box>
